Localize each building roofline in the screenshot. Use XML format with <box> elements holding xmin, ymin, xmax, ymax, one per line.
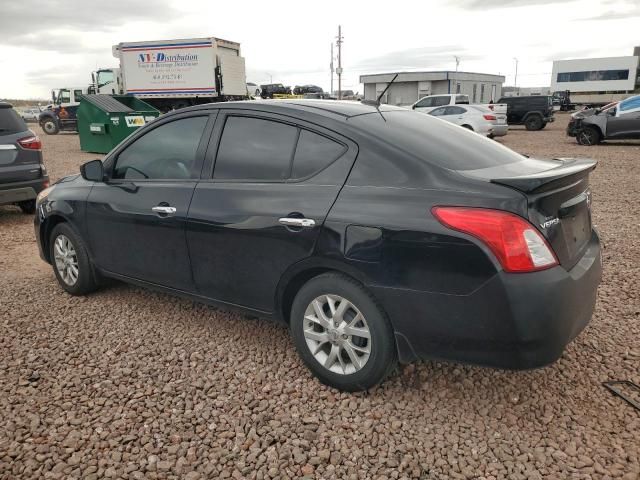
<box><xmin>359</xmin><ymin>70</ymin><xmax>506</xmax><ymax>82</ymax></box>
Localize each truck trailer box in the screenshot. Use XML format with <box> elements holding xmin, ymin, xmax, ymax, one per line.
<box><xmin>112</xmin><ymin>37</ymin><xmax>247</xmax><ymax>99</ymax></box>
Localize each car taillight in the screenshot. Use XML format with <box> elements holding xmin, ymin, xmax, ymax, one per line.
<box><xmin>18</xmin><ymin>135</ymin><xmax>42</xmax><ymax>150</ymax></box>
<box><xmin>432</xmin><ymin>207</ymin><xmax>558</xmax><ymax>273</ymax></box>
<box><xmin>483</xmin><ymin>114</ymin><xmax>496</xmax><ymax>121</ymax></box>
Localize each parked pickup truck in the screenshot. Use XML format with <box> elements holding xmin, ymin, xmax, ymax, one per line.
<box><xmin>410</xmin><ymin>94</ymin><xmax>507</xmax><ymax>115</ymax></box>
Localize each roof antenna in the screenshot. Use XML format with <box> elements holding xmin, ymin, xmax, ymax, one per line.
<box><xmin>361</xmin><ymin>73</ymin><xmax>398</xmax><ymax>107</ymax></box>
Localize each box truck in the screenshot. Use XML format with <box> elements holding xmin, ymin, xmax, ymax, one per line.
<box><xmin>90</xmin><ymin>37</ymin><xmax>247</xmax><ymax>111</ymax></box>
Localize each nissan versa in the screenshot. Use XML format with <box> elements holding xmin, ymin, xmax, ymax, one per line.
<box><xmin>34</xmin><ymin>100</ymin><xmax>602</xmax><ymax>391</ymax></box>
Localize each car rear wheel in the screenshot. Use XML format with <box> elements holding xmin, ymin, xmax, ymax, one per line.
<box><xmin>17</xmin><ymin>200</ymin><xmax>36</xmax><ymax>214</ymax></box>
<box><xmin>576</xmin><ymin>127</ymin><xmax>601</xmax><ymax>146</ymax></box>
<box><xmin>525</xmin><ymin>115</ymin><xmax>543</xmax><ymax>131</ymax></box>
<box><xmin>49</xmin><ymin>223</ymin><xmax>98</xmax><ymax>295</ymax></box>
<box><xmin>42</xmin><ymin>119</ymin><xmax>59</xmax><ymax>135</ymax></box>
<box><xmin>290</xmin><ymin>273</ymin><xmax>397</xmax><ymax>391</ymax></box>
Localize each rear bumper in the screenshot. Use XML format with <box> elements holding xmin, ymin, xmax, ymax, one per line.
<box><xmin>0</xmin><ymin>177</ymin><xmax>49</xmax><ymax>205</ymax></box>
<box><xmin>567</xmin><ymin>121</ymin><xmax>579</xmax><ymax>137</ymax></box>
<box><xmin>376</xmin><ymin>230</ymin><xmax>602</xmax><ymax>369</ymax></box>
<box><xmin>491</xmin><ymin>124</ymin><xmax>509</xmax><ymax>137</ymax></box>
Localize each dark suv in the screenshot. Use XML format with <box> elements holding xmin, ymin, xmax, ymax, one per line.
<box><xmin>0</xmin><ymin>102</ymin><xmax>49</xmax><ymax>213</ymax></box>
<box><xmin>259</xmin><ymin>84</ymin><xmax>291</xmax><ymax>98</ymax></box>
<box><xmin>497</xmin><ymin>95</ymin><xmax>555</xmax><ymax>130</ymax></box>
<box><xmin>293</xmin><ymin>85</ymin><xmax>323</xmax><ymax>95</ymax></box>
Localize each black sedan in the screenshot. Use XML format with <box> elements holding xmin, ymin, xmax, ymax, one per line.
<box><xmin>34</xmin><ymin>100</ymin><xmax>602</xmax><ymax>391</ymax></box>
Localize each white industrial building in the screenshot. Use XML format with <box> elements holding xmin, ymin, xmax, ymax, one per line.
<box><xmin>551</xmin><ymin>49</ymin><xmax>640</xmax><ymax>94</ymax></box>
<box><xmin>359</xmin><ymin>71</ymin><xmax>505</xmax><ymax>106</ymax></box>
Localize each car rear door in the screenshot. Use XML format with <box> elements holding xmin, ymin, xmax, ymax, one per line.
<box><xmin>85</xmin><ymin>113</ymin><xmax>214</xmax><ymax>291</ymax></box>
<box><xmin>0</xmin><ymin>107</ymin><xmax>42</xmax><ymax>184</ymax></box>
<box><xmin>186</xmin><ymin>110</ymin><xmax>357</xmax><ymax>313</ymax></box>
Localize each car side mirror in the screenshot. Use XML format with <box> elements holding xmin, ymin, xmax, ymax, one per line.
<box><xmin>80</xmin><ymin>159</ymin><xmax>104</xmax><ymax>182</ymax></box>
<box><xmin>411</xmin><ymin>105</ymin><xmax>416</xmax><ymax>110</ymax></box>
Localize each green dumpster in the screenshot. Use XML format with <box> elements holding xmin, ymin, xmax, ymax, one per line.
<box><xmin>78</xmin><ymin>95</ymin><xmax>160</xmax><ymax>153</ymax></box>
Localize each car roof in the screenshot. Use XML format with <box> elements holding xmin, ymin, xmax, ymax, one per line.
<box><xmin>166</xmin><ymin>99</ymin><xmax>406</xmax><ymax>120</ymax></box>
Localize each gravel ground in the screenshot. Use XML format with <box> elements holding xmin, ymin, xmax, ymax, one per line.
<box><xmin>1</xmin><ymin>117</ymin><xmax>639</xmax><ymax>479</ymax></box>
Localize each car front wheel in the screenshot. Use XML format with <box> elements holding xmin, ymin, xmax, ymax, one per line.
<box><xmin>290</xmin><ymin>273</ymin><xmax>397</xmax><ymax>391</ymax></box>
<box><xmin>49</xmin><ymin>223</ymin><xmax>98</xmax><ymax>295</ymax></box>
<box><xmin>576</xmin><ymin>127</ymin><xmax>601</xmax><ymax>146</ymax></box>
<box><xmin>42</xmin><ymin>119</ymin><xmax>59</xmax><ymax>135</ymax></box>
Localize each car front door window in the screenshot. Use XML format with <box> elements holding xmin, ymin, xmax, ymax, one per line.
<box><xmin>113</xmin><ymin>116</ymin><xmax>208</xmax><ymax>180</ymax></box>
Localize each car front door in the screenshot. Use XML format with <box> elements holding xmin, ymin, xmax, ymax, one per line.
<box><xmin>605</xmin><ymin>99</ymin><xmax>640</xmax><ymax>138</ymax></box>
<box><xmin>445</xmin><ymin>106</ymin><xmax>467</xmax><ymax>125</ymax></box>
<box><xmin>85</xmin><ymin>113</ymin><xmax>213</xmax><ymax>291</ymax></box>
<box><xmin>414</xmin><ymin>96</ymin><xmax>435</xmax><ymax>113</ymax></box>
<box><xmin>186</xmin><ymin>110</ymin><xmax>357</xmax><ymax>313</ymax></box>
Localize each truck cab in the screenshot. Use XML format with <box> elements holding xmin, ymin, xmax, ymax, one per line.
<box><xmin>39</xmin><ymin>87</ymin><xmax>87</xmax><ymax>135</ymax></box>
<box><xmin>89</xmin><ymin>68</ymin><xmax>123</xmax><ymax>95</ymax></box>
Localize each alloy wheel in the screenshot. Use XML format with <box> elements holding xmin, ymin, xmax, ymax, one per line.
<box><xmin>578</xmin><ymin>129</ymin><xmax>596</xmax><ymax>146</ymax></box>
<box><xmin>53</xmin><ymin>234</ymin><xmax>79</xmax><ymax>286</ymax></box>
<box><xmin>303</xmin><ymin>294</ymin><xmax>372</xmax><ymax>375</ymax></box>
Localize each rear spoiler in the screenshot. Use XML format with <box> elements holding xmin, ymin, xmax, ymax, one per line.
<box><xmin>491</xmin><ymin>158</ymin><xmax>597</xmax><ymax>194</ymax></box>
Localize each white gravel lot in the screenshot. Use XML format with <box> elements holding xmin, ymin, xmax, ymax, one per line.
<box><xmin>1</xmin><ymin>116</ymin><xmax>639</xmax><ymax>479</ymax></box>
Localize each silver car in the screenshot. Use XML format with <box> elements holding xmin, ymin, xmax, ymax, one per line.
<box><xmin>428</xmin><ymin>105</ymin><xmax>508</xmax><ymax>138</ymax></box>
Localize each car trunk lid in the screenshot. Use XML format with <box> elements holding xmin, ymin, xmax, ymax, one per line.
<box><xmin>462</xmin><ymin>157</ymin><xmax>597</xmax><ymax>269</ymax></box>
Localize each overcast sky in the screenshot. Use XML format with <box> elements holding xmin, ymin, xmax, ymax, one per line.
<box><xmin>1</xmin><ymin>0</ymin><xmax>639</xmax><ymax>99</ymax></box>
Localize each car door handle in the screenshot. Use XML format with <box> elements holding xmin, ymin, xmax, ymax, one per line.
<box><xmin>152</xmin><ymin>206</ymin><xmax>177</xmax><ymax>215</ymax></box>
<box><xmin>279</xmin><ymin>217</ymin><xmax>316</xmax><ymax>228</ymax></box>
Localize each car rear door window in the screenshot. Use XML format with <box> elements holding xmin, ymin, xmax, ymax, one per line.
<box><xmin>113</xmin><ymin>116</ymin><xmax>208</xmax><ymax>180</ymax></box>
<box><xmin>446</xmin><ymin>106</ymin><xmax>466</xmax><ymax>115</ymax></box>
<box><xmin>434</xmin><ymin>96</ymin><xmax>450</xmax><ymax>107</ymax></box>
<box><xmin>214</xmin><ymin>116</ymin><xmax>298</xmax><ymax>181</ymax></box>
<box><xmin>0</xmin><ymin>107</ymin><xmax>28</xmax><ymax>136</ymax></box>
<box><xmin>292</xmin><ymin>130</ymin><xmax>346</xmax><ymax>179</ymax></box>
<box><xmin>430</xmin><ymin>107</ymin><xmax>447</xmax><ymax>117</ymax></box>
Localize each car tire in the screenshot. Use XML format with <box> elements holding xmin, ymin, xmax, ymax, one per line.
<box><xmin>49</xmin><ymin>223</ymin><xmax>98</xmax><ymax>296</ymax></box>
<box><xmin>290</xmin><ymin>272</ymin><xmax>397</xmax><ymax>392</ymax></box>
<box><xmin>576</xmin><ymin>126</ymin><xmax>601</xmax><ymax>146</ymax></box>
<box><xmin>42</xmin><ymin>119</ymin><xmax>59</xmax><ymax>135</ymax></box>
<box><xmin>17</xmin><ymin>200</ymin><xmax>36</xmax><ymax>214</ymax></box>
<box><xmin>525</xmin><ymin>115</ymin><xmax>543</xmax><ymax>131</ymax></box>
<box><xmin>540</xmin><ymin>122</ymin><xmax>548</xmax><ymax>129</ymax></box>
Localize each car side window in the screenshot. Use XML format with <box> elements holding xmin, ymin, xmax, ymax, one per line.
<box><xmin>434</xmin><ymin>96</ymin><xmax>450</xmax><ymax>107</ymax></box>
<box><xmin>619</xmin><ymin>96</ymin><xmax>640</xmax><ymax>113</ymax></box>
<box><xmin>430</xmin><ymin>107</ymin><xmax>447</xmax><ymax>116</ymax></box>
<box><xmin>113</xmin><ymin>116</ymin><xmax>208</xmax><ymax>180</ymax></box>
<box><xmin>416</xmin><ymin>97</ymin><xmax>433</xmax><ymax>108</ymax></box>
<box><xmin>292</xmin><ymin>130</ymin><xmax>346</xmax><ymax>179</ymax></box>
<box><xmin>214</xmin><ymin>116</ymin><xmax>298</xmax><ymax>181</ymax></box>
<box><xmin>447</xmin><ymin>106</ymin><xmax>465</xmax><ymax>115</ymax></box>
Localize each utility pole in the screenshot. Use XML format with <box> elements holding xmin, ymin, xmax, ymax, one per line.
<box><xmin>513</xmin><ymin>58</ymin><xmax>519</xmax><ymax>95</ymax></box>
<box><xmin>330</xmin><ymin>43</ymin><xmax>334</xmax><ymax>96</ymax></box>
<box><xmin>454</xmin><ymin>55</ymin><xmax>460</xmax><ymax>94</ymax></box>
<box><xmin>336</xmin><ymin>25</ymin><xmax>343</xmax><ymax>99</ymax></box>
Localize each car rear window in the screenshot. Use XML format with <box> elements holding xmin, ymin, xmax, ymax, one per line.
<box><xmin>352</xmin><ymin>110</ymin><xmax>524</xmax><ymax>171</ymax></box>
<box><xmin>0</xmin><ymin>107</ymin><xmax>28</xmax><ymax>136</ymax></box>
